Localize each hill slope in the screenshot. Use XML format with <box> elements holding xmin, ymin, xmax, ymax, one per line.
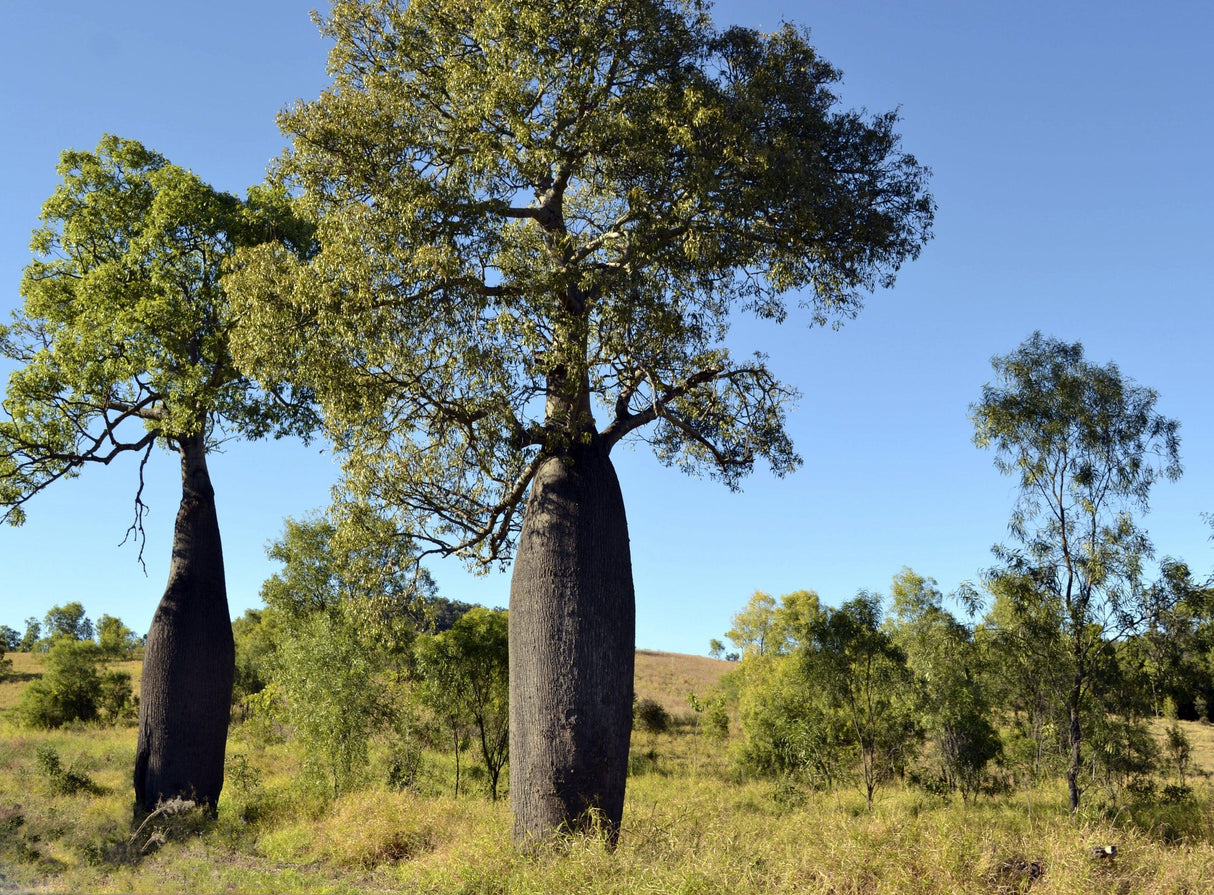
<box><xmin>633</xmin><ymin>649</ymin><xmax>733</xmax><ymax>717</ymax></box>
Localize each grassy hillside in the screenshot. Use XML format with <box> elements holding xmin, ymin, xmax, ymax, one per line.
<box><xmin>4</xmin><ymin>650</ymin><xmax>1214</xmax><ymax>893</ymax></box>
<box><xmin>0</xmin><ymin>651</ymin><xmax>142</xmax><ymax>712</ymax></box>
<box><xmin>633</xmin><ymin>649</ymin><xmax>733</xmax><ymax>717</ymax></box>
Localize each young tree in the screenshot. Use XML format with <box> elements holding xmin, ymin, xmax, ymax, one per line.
<box><xmin>415</xmin><ymin>606</ymin><xmax>511</xmax><ymax>800</ymax></box>
<box><xmin>19</xmin><ymin>618</ymin><xmax>41</xmax><ymax>652</ymax></box>
<box><xmin>727</xmin><ymin>591</ymin><xmax>780</xmax><ymax>659</ymax></box>
<box><xmin>257</xmin><ymin>514</ymin><xmax>434</xmax><ymax>794</ymax></box>
<box><xmin>971</xmin><ymin>332</ymin><xmax>1182</xmax><ymax>812</ymax></box>
<box><xmin>226</xmin><ymin>0</ymin><xmax>933</xmax><ymax>842</ymax></box>
<box><xmin>887</xmin><ymin>569</ymin><xmax>1000</xmax><ymax>802</ymax></box>
<box><xmin>96</xmin><ymin>614</ymin><xmax>140</xmax><ymax>659</ymax></box>
<box><xmin>17</xmin><ymin>637</ymin><xmax>104</xmax><ymax>728</ymax></box>
<box><xmin>0</xmin><ymin>136</ymin><xmax>315</xmax><ymax>812</ymax></box>
<box><xmin>808</xmin><ymin>593</ymin><xmax>917</xmax><ymax>808</ymax></box>
<box><xmin>43</xmin><ymin>602</ymin><xmax>94</xmax><ymax>642</ymax></box>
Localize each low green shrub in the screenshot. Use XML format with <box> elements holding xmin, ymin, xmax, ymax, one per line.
<box><xmin>34</xmin><ymin>745</ymin><xmax>102</xmax><ymax>796</ymax></box>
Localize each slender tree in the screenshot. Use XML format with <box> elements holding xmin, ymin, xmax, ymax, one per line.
<box><xmin>227</xmin><ymin>0</ymin><xmax>933</xmax><ymax>843</ymax></box>
<box><xmin>972</xmin><ymin>332</ymin><xmax>1181</xmax><ymax>812</ymax></box>
<box><xmin>415</xmin><ymin>607</ymin><xmax>511</xmax><ymax>800</ymax></box>
<box><xmin>0</xmin><ymin>136</ymin><xmax>315</xmax><ymax>812</ymax></box>
<box><xmin>888</xmin><ymin>569</ymin><xmax>1000</xmax><ymax>802</ymax></box>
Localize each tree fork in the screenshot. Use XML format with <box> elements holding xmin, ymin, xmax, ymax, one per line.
<box><xmin>134</xmin><ymin>433</ymin><xmax>234</xmax><ymax>814</ymax></box>
<box><xmin>508</xmin><ymin>437</ymin><xmax>635</xmax><ymax>846</ymax></box>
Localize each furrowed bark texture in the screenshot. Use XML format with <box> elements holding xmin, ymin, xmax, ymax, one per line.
<box><xmin>509</xmin><ymin>439</ymin><xmax>636</xmax><ymax>846</ymax></box>
<box><xmin>134</xmin><ymin>435</ymin><xmax>234</xmax><ymax>813</ymax></box>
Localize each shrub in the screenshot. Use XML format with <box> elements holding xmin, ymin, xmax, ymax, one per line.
<box><xmin>17</xmin><ymin>639</ymin><xmax>103</xmax><ymax>728</ymax></box>
<box><xmin>1165</xmin><ymin>722</ymin><xmax>1193</xmax><ymax>783</ymax></box>
<box><xmin>634</xmin><ymin>697</ymin><xmax>671</xmax><ymax>735</ymax></box>
<box><xmin>34</xmin><ymin>746</ymin><xmax>102</xmax><ymax>796</ymax></box>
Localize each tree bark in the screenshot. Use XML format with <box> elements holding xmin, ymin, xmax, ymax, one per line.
<box><xmin>509</xmin><ymin>437</ymin><xmax>636</xmax><ymax>847</ymax></box>
<box><xmin>1067</xmin><ymin>690</ymin><xmax>1083</xmax><ymax>813</ymax></box>
<box><xmin>133</xmin><ymin>433</ymin><xmax>234</xmax><ymax>814</ymax></box>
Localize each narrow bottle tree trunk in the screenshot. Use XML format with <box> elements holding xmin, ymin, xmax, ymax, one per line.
<box><xmin>134</xmin><ymin>432</ymin><xmax>234</xmax><ymax>814</ymax></box>
<box><xmin>509</xmin><ymin>437</ymin><xmax>636</xmax><ymax>846</ymax></box>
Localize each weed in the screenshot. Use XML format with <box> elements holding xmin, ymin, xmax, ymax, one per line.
<box><xmin>34</xmin><ymin>745</ymin><xmax>103</xmax><ymax>796</ymax></box>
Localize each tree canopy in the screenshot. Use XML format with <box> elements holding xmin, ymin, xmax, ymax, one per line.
<box><xmin>972</xmin><ymin>331</ymin><xmax>1182</xmax><ymax>811</ymax></box>
<box><xmin>0</xmin><ymin>135</ymin><xmax>315</xmax><ymax>540</ymax></box>
<box><xmin>226</xmin><ymin>0</ymin><xmax>934</xmax><ymax>567</ymax></box>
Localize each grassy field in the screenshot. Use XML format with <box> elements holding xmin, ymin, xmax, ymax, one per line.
<box><xmin>4</xmin><ymin>650</ymin><xmax>1214</xmax><ymax>893</ymax></box>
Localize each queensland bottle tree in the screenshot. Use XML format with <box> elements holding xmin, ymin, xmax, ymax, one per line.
<box><xmin>225</xmin><ymin>0</ymin><xmax>934</xmax><ymax>844</ymax></box>
<box><xmin>0</xmin><ymin>136</ymin><xmax>316</xmax><ymax>813</ymax></box>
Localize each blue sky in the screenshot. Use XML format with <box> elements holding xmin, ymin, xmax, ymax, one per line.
<box><xmin>2</xmin><ymin>1</ymin><xmax>1211</xmax><ymax>655</ymax></box>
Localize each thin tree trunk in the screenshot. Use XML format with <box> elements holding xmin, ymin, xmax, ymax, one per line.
<box><xmin>133</xmin><ymin>433</ymin><xmax>234</xmax><ymax>814</ymax></box>
<box><xmin>1067</xmin><ymin>681</ymin><xmax>1083</xmax><ymax>813</ymax></box>
<box><xmin>509</xmin><ymin>437</ymin><xmax>636</xmax><ymax>847</ymax></box>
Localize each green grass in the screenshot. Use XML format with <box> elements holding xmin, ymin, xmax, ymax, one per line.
<box><xmin>5</xmin><ymin>652</ymin><xmax>1214</xmax><ymax>893</ymax></box>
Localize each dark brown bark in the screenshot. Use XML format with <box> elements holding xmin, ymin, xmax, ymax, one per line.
<box><xmin>1067</xmin><ymin>680</ymin><xmax>1083</xmax><ymax>813</ymax></box>
<box><xmin>508</xmin><ymin>437</ymin><xmax>635</xmax><ymax>846</ymax></box>
<box><xmin>133</xmin><ymin>433</ymin><xmax>234</xmax><ymax>814</ymax></box>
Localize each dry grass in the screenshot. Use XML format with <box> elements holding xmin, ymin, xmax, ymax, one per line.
<box><xmin>6</xmin><ymin>652</ymin><xmax>1214</xmax><ymax>893</ymax></box>
<box><xmin>633</xmin><ymin>649</ymin><xmax>733</xmax><ymax>718</ymax></box>
<box><xmin>1149</xmin><ymin>717</ymin><xmax>1214</xmax><ymax>776</ymax></box>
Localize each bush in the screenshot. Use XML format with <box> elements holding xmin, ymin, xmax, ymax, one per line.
<box><xmin>634</xmin><ymin>697</ymin><xmax>671</xmax><ymax>735</ymax></box>
<box><xmin>18</xmin><ymin>639</ymin><xmax>103</xmax><ymax>728</ymax></box>
<box><xmin>34</xmin><ymin>746</ymin><xmax>102</xmax><ymax>796</ymax></box>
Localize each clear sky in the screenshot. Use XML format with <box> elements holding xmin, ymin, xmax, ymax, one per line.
<box><xmin>2</xmin><ymin>1</ymin><xmax>1211</xmax><ymax>656</ymax></box>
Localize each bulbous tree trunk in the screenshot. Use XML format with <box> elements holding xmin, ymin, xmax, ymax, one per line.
<box><xmin>509</xmin><ymin>438</ymin><xmax>635</xmax><ymax>846</ymax></box>
<box><xmin>134</xmin><ymin>433</ymin><xmax>234</xmax><ymax>814</ymax></box>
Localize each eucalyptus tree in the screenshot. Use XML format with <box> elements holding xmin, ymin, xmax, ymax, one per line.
<box><xmin>227</xmin><ymin>0</ymin><xmax>933</xmax><ymax>842</ymax></box>
<box><xmin>0</xmin><ymin>136</ymin><xmax>315</xmax><ymax>812</ymax></box>
<box><xmin>888</xmin><ymin>569</ymin><xmax>1000</xmax><ymax>802</ymax></box>
<box><xmin>972</xmin><ymin>332</ymin><xmax>1181</xmax><ymax>812</ymax></box>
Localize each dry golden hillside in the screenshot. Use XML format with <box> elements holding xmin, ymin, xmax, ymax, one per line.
<box><xmin>633</xmin><ymin>649</ymin><xmax>734</xmax><ymax>717</ymax></box>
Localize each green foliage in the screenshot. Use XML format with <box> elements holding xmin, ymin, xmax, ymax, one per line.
<box><xmin>972</xmin><ymin>333</ymin><xmax>1183</xmax><ymax>812</ymax></box>
<box><xmin>43</xmin><ymin>602</ymin><xmax>93</xmax><ymax>642</ymax></box>
<box><xmin>1166</xmin><ymin>722</ymin><xmax>1194</xmax><ymax>783</ymax></box>
<box><xmin>0</xmin><ymin>624</ymin><xmax>21</xmax><ymax>651</ymax></box>
<box><xmin>97</xmin><ymin>669</ymin><xmax>136</xmax><ymax>724</ymax></box>
<box><xmin>19</xmin><ymin>617</ymin><xmax>40</xmax><ymax>651</ymax></box>
<box><xmin>261</xmin><ymin>514</ymin><xmax>431</xmax><ymax>652</ymax></box>
<box><xmin>807</xmin><ymin>593</ymin><xmax>919</xmax><ymax>807</ymax></box>
<box><xmin>888</xmin><ymin>569</ymin><xmax>1001</xmax><ymax>802</ymax></box>
<box><xmin>95</xmin><ymin>614</ymin><xmax>139</xmax><ymax>659</ymax></box>
<box><xmin>15</xmin><ymin>633</ymin><xmax>135</xmax><ymax>729</ymax></box>
<box><xmin>727</xmin><ymin>591</ymin><xmax>779</xmax><ymax>658</ymax></box>
<box><xmin>272</xmin><ymin>609</ymin><xmax>381</xmax><ymax>799</ymax></box>
<box><xmin>634</xmin><ymin>697</ymin><xmax>672</xmax><ymax>736</ymax></box>
<box><xmin>250</xmin><ymin>514</ymin><xmax>441</xmax><ymax>799</ymax></box>
<box><xmin>34</xmin><ymin>746</ymin><xmax>101</xmax><ymax>796</ymax></box>
<box><xmin>231</xmin><ymin>608</ymin><xmax>278</xmax><ymax>714</ymax></box>
<box><xmin>226</xmin><ymin>0</ymin><xmax>933</xmax><ymax>569</ymax></box>
<box><xmin>0</xmin><ymin>135</ymin><xmax>315</xmax><ymax>537</ymax></box>
<box><xmin>18</xmin><ymin>638</ymin><xmax>103</xmax><ymax>728</ymax></box>
<box><xmin>706</xmin><ymin>695</ymin><xmax>730</xmax><ymax>740</ymax></box>
<box><xmin>732</xmin><ymin>588</ymin><xmax>922</xmax><ymax>804</ymax></box>
<box><xmin>414</xmin><ymin>607</ymin><xmax>510</xmax><ymax>800</ymax></box>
